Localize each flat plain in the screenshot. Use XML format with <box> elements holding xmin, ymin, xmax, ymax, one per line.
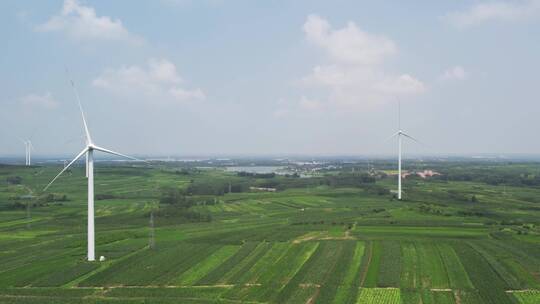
<box><xmin>1</xmin><ymin>160</ymin><xmax>540</xmax><ymax>303</ymax></box>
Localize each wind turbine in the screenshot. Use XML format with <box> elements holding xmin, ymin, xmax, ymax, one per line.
<box><xmin>19</xmin><ymin>139</ymin><xmax>33</xmax><ymax>166</ymax></box>
<box><xmin>27</xmin><ymin>140</ymin><xmax>34</xmax><ymax>166</ymax></box>
<box><xmin>23</xmin><ymin>140</ymin><xmax>29</xmax><ymax>166</ymax></box>
<box><xmin>44</xmin><ymin>80</ymin><xmax>143</xmax><ymax>261</ymax></box>
<box><xmin>388</xmin><ymin>101</ymin><xmax>419</xmax><ymax>200</ymax></box>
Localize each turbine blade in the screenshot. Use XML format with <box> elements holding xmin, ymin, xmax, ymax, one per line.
<box><xmin>384</xmin><ymin>132</ymin><xmax>400</xmax><ymax>142</ymax></box>
<box><xmin>43</xmin><ymin>147</ymin><xmax>88</xmax><ymax>191</ymax></box>
<box><xmin>401</xmin><ymin>132</ymin><xmax>421</xmax><ymax>144</ymax></box>
<box><xmin>69</xmin><ymin>79</ymin><xmax>92</xmax><ymax>144</ymax></box>
<box><xmin>92</xmin><ymin>145</ymin><xmax>146</xmax><ymax>162</ymax></box>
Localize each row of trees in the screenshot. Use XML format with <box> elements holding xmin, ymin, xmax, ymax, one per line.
<box><xmin>433</xmin><ymin>168</ymin><xmax>540</xmax><ymax>187</ymax></box>
<box><xmin>158</xmin><ymin>172</ymin><xmax>386</xmax><ymax>201</ymax></box>
<box><xmin>4</xmin><ymin>193</ymin><xmax>69</xmax><ymax>210</ymax></box>
<box><xmin>157</xmin><ymin>187</ymin><xmax>212</xmax><ymax>222</ymax></box>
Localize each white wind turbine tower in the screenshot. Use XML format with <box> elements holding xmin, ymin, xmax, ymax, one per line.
<box><xmin>44</xmin><ymin>80</ymin><xmax>143</xmax><ymax>261</ymax></box>
<box><xmin>388</xmin><ymin>101</ymin><xmax>420</xmax><ymax>200</ymax></box>
<box><xmin>23</xmin><ymin>140</ymin><xmax>29</xmax><ymax>166</ymax></box>
<box><xmin>27</xmin><ymin>140</ymin><xmax>34</xmax><ymax>166</ymax></box>
<box><xmin>19</xmin><ymin>139</ymin><xmax>34</xmax><ymax>166</ymax></box>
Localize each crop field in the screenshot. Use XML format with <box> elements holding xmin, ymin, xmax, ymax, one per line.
<box><xmin>1</xmin><ymin>160</ymin><xmax>540</xmax><ymax>303</ymax></box>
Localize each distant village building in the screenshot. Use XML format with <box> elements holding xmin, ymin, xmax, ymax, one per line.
<box><xmin>392</xmin><ymin>170</ymin><xmax>440</xmax><ymax>179</ymax></box>
<box><xmin>416</xmin><ymin>170</ymin><xmax>440</xmax><ymax>179</ymax></box>
<box><xmin>249</xmin><ymin>187</ymin><xmax>277</xmax><ymax>192</ymax></box>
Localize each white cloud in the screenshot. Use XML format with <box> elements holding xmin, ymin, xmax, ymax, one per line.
<box><xmin>273</xmin><ymin>96</ymin><xmax>324</xmax><ymax>119</ymax></box>
<box><xmin>169</xmin><ymin>87</ymin><xmax>206</xmax><ymax>101</ymax></box>
<box><xmin>273</xmin><ymin>108</ymin><xmax>290</xmax><ymax>119</ymax></box>
<box><xmin>441</xmin><ymin>66</ymin><xmax>467</xmax><ymax>81</ymax></box>
<box><xmin>93</xmin><ymin>58</ymin><xmax>205</xmax><ymax>103</ymax></box>
<box><xmin>443</xmin><ymin>0</ymin><xmax>540</xmax><ymax>28</ymax></box>
<box><xmin>297</xmin><ymin>15</ymin><xmax>425</xmax><ymax>111</ymax></box>
<box><xmin>20</xmin><ymin>92</ymin><xmax>58</xmax><ymax>109</ymax></box>
<box><xmin>299</xmin><ymin>96</ymin><xmax>323</xmax><ymax>111</ymax></box>
<box><xmin>36</xmin><ymin>0</ymin><xmax>142</xmax><ymax>44</ymax></box>
<box><xmin>304</xmin><ymin>14</ymin><xmax>396</xmax><ymax>65</ymax></box>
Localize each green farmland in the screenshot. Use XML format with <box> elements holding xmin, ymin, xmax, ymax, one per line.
<box><xmin>1</xmin><ymin>161</ymin><xmax>540</xmax><ymax>303</ymax></box>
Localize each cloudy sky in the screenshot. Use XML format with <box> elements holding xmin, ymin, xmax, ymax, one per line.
<box><xmin>1</xmin><ymin>0</ymin><xmax>540</xmax><ymax>157</ymax></box>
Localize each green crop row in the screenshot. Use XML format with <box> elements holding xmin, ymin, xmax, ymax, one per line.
<box><xmin>377</xmin><ymin>241</ymin><xmax>401</xmax><ymax>287</ymax></box>
<box><xmin>453</xmin><ymin>242</ymin><xmax>514</xmax><ymax>304</ymax></box>
<box><xmin>512</xmin><ymin>290</ymin><xmax>540</xmax><ymax>304</ymax></box>
<box><xmin>356</xmin><ymin>288</ymin><xmax>401</xmax><ymax>304</ymax></box>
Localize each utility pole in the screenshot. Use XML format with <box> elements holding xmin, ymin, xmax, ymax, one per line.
<box><xmin>149</xmin><ymin>210</ymin><xmax>155</xmax><ymax>249</ymax></box>
<box><xmin>26</xmin><ymin>201</ymin><xmax>31</xmax><ymax>229</ymax></box>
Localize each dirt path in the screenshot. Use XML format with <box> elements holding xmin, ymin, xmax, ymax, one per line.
<box><xmin>454</xmin><ymin>290</ymin><xmax>462</xmax><ymax>304</ymax></box>
<box><xmin>305</xmin><ymin>287</ymin><xmax>320</xmax><ymax>304</ymax></box>
<box><xmin>293</xmin><ymin>231</ymin><xmax>355</xmax><ymax>244</ymax></box>
<box><xmin>305</xmin><ymin>243</ymin><xmax>345</xmax><ymax>304</ymax></box>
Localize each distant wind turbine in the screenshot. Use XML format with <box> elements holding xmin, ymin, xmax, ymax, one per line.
<box><xmin>27</xmin><ymin>140</ymin><xmax>34</xmax><ymax>166</ymax></box>
<box><xmin>387</xmin><ymin>100</ymin><xmax>420</xmax><ymax>200</ymax></box>
<box><xmin>19</xmin><ymin>139</ymin><xmax>34</xmax><ymax>166</ymax></box>
<box><xmin>23</xmin><ymin>140</ymin><xmax>29</xmax><ymax>166</ymax></box>
<box><xmin>44</xmin><ymin>80</ymin><xmax>144</xmax><ymax>261</ymax></box>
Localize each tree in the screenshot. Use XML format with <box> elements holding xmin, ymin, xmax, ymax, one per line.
<box><xmin>6</xmin><ymin>176</ymin><xmax>22</xmax><ymax>185</ymax></box>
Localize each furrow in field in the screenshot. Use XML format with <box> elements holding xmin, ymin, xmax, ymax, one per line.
<box><xmin>173</xmin><ymin>245</ymin><xmax>240</xmax><ymax>286</ymax></box>
<box><xmin>437</xmin><ymin>242</ymin><xmax>474</xmax><ymax>290</ymax></box>
<box><xmin>453</xmin><ymin>242</ymin><xmax>514</xmax><ymax>304</ymax></box>
<box><xmin>249</xmin><ymin>242</ymin><xmax>319</xmax><ymax>303</ymax></box>
<box><xmin>196</xmin><ymin>242</ymin><xmax>259</xmax><ymax>285</ymax></box>
<box><xmin>400</xmin><ymin>241</ymin><xmax>418</xmax><ymax>289</ymax></box>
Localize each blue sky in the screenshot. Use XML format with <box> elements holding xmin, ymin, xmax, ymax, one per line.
<box><xmin>1</xmin><ymin>0</ymin><xmax>540</xmax><ymax>157</ymax></box>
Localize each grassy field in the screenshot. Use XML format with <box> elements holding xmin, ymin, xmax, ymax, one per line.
<box><xmin>1</xmin><ymin>160</ymin><xmax>540</xmax><ymax>303</ymax></box>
